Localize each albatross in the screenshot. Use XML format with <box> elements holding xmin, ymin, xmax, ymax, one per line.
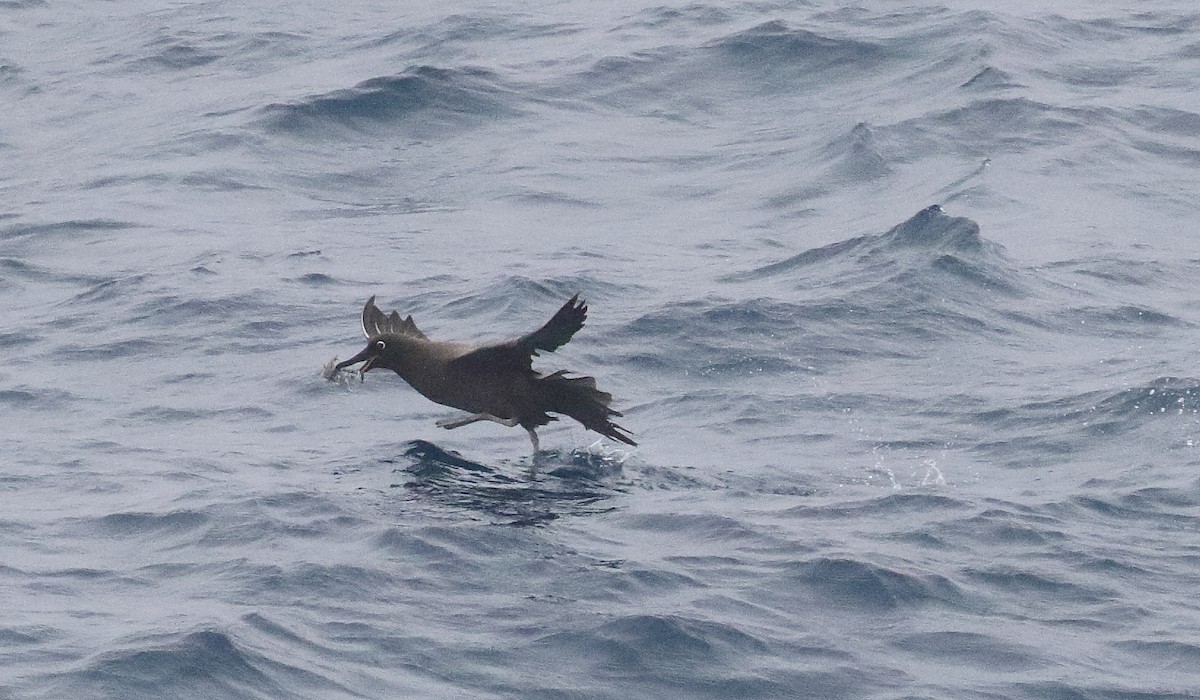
<box><xmin>331</xmin><ymin>295</ymin><xmax>636</xmax><ymax>452</ymax></box>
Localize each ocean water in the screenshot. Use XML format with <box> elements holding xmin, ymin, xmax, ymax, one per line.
<box><xmin>4</xmin><ymin>0</ymin><xmax>1200</xmax><ymax>697</ymax></box>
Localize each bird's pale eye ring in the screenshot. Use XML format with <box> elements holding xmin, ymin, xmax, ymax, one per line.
<box><xmin>375</xmin><ymin>340</ymin><xmax>386</xmax><ymax>351</ymax></box>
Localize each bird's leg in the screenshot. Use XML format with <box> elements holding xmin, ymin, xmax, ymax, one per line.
<box><xmin>526</xmin><ymin>427</ymin><xmax>540</xmax><ymax>453</ymax></box>
<box><xmin>436</xmin><ymin>413</ymin><xmax>520</xmax><ymax>430</ymax></box>
<box><xmin>435</xmin><ymin>414</ymin><xmax>480</xmax><ymax>429</ymax></box>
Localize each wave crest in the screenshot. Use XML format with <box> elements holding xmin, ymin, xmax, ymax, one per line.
<box><xmin>260</xmin><ymin>66</ymin><xmax>520</xmax><ymax>137</ymax></box>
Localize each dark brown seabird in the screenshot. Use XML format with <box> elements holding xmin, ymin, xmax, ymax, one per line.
<box><xmin>332</xmin><ymin>295</ymin><xmax>636</xmax><ymax>452</ymax></box>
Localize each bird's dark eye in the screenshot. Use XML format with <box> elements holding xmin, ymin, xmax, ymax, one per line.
<box><xmin>375</xmin><ymin>340</ymin><xmax>386</xmax><ymax>351</ymax></box>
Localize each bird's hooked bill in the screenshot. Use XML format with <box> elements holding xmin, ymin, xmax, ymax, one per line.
<box><xmin>333</xmin><ymin>344</ymin><xmax>378</xmax><ymax>373</ymax></box>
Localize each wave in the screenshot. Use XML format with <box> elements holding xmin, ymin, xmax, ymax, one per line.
<box><xmin>365</xmin><ymin>12</ymin><xmax>583</xmax><ymax>52</ymax></box>
<box><xmin>582</xmin><ymin>16</ymin><xmax>889</xmax><ymax>93</ymax></box>
<box><xmin>1059</xmin><ymin>487</ymin><xmax>1200</xmax><ymax>529</ymax></box>
<box><xmin>617</xmin><ymin>203</ymin><xmax>1191</xmax><ymax>389</ymax></box>
<box><xmin>618</xmin><ymin>4</ymin><xmax>734</xmax><ymax>31</ymax></box>
<box><xmin>35</xmin><ymin>628</ymin><xmax>353</xmax><ymax>700</ymax></box>
<box><xmin>0</xmin><ymin>328</ymin><xmax>37</xmax><ymax>348</ymax></box>
<box><xmin>566</xmin><ymin>17</ymin><xmax>892</xmax><ymax>112</ymax></box>
<box><xmin>976</xmin><ymin>376</ymin><xmax>1200</xmax><ymax>431</ymax></box>
<box><xmin>785</xmin><ymin>492</ymin><xmax>971</xmax><ymax>519</ymax></box>
<box><xmin>539</xmin><ymin>613</ymin><xmax>769</xmax><ymax>664</ymax></box>
<box><xmin>711</xmin><ymin>20</ymin><xmax>887</xmax><ymax>76</ymax></box>
<box><xmin>892</xmin><ymin>630</ymin><xmax>1041</xmax><ymax>671</ymax></box>
<box><xmin>532</xmin><ymin>614</ymin><xmax>830</xmax><ymax>697</ymax></box>
<box><xmin>259</xmin><ymin>65</ymin><xmax>521</xmax><ymax>138</ymax></box>
<box><xmin>617</xmin><ymin>207</ymin><xmax>1028</xmax><ymax>374</ymax></box>
<box><xmin>1115</xmin><ymin>105</ymin><xmax>1200</xmax><ymax>168</ymax></box>
<box><xmin>1</xmin><ymin>218</ymin><xmax>138</xmax><ymax>243</ymax></box>
<box><xmin>1054</xmin><ymin>304</ymin><xmax>1187</xmax><ymax>337</ymax></box>
<box><xmin>760</xmin><ymin>556</ymin><xmax>969</xmax><ymax>613</ymax></box>
<box><xmin>970</xmin><ymin>377</ymin><xmax>1200</xmax><ymax>466</ymax></box>
<box><xmin>125</xmin><ymin>404</ymin><xmax>275</xmax><ymax>423</ymax></box>
<box><xmin>405</xmin><ymin>274</ymin><xmax>646</xmax><ymax>335</ymax></box>
<box><xmin>617</xmin><ymin>297</ymin><xmax>813</xmax><ymax>376</ymax></box>
<box><xmin>95</xmin><ymin>510</ymin><xmax>210</xmax><ymax>537</ymax></box>
<box><xmin>132</xmin><ymin>35</ymin><xmax>221</xmax><ymax>72</ymax></box>
<box><xmin>1046</xmin><ymin>256</ymin><xmax>1173</xmax><ymax>287</ymax></box>
<box><xmin>1031</xmin><ymin>255</ymin><xmax>1193</xmax><ymax>337</ymax></box>
<box><xmin>961</xmin><ymin>65</ymin><xmax>1023</xmax><ymax>91</ymax></box>
<box><xmin>882</xmin><ymin>96</ymin><xmax>1111</xmax><ymax>159</ymax></box>
<box><xmin>824</xmin><ymin>122</ymin><xmax>891</xmax><ymax>181</ymax></box>
<box><xmin>728</xmin><ymin>206</ymin><xmax>1005</xmax><ymax>283</ymax></box>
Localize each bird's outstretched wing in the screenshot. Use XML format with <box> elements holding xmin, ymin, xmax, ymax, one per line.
<box><xmin>360</xmin><ymin>296</ymin><xmax>427</xmax><ymax>340</ymax></box>
<box><xmin>516</xmin><ymin>294</ymin><xmax>586</xmax><ymax>356</ymax></box>
<box><xmin>447</xmin><ymin>294</ymin><xmax>587</xmax><ymax>375</ymax></box>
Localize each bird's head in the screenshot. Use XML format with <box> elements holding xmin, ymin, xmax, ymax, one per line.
<box><xmin>333</xmin><ymin>334</ymin><xmax>404</xmax><ymax>375</ymax></box>
<box><xmin>334</xmin><ymin>296</ymin><xmax>428</xmax><ymax>377</ymax></box>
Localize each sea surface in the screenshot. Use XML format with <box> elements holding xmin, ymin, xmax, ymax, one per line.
<box><xmin>4</xmin><ymin>0</ymin><xmax>1200</xmax><ymax>698</ymax></box>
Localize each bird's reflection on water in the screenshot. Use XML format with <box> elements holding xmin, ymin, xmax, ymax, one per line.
<box><xmin>389</xmin><ymin>440</ymin><xmax>631</xmax><ymax>525</ymax></box>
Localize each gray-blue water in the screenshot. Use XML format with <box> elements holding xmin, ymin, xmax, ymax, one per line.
<box><xmin>4</xmin><ymin>1</ymin><xmax>1200</xmax><ymax>698</ymax></box>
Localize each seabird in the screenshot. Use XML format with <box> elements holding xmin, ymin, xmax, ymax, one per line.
<box><xmin>332</xmin><ymin>294</ymin><xmax>636</xmax><ymax>452</ymax></box>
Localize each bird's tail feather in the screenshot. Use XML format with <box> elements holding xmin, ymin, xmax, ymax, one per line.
<box><xmin>538</xmin><ymin>371</ymin><xmax>636</xmax><ymax>446</ymax></box>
